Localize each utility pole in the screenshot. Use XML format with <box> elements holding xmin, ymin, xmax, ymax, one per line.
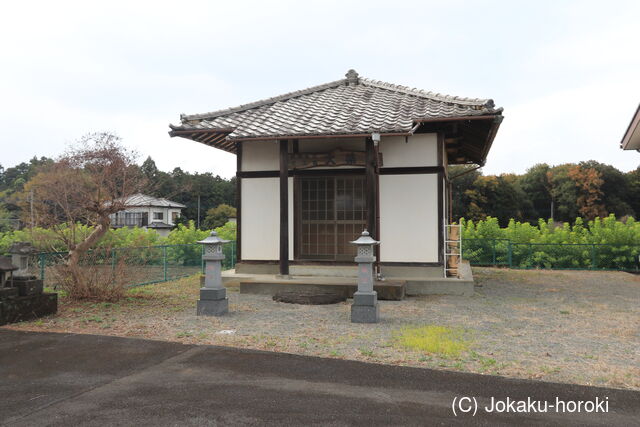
<box><xmin>30</xmin><ymin>190</ymin><xmax>34</xmax><ymax>229</ymax></box>
<box><xmin>197</xmin><ymin>194</ymin><xmax>201</xmax><ymax>229</ymax></box>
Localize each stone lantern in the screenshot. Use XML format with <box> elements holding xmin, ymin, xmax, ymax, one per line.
<box><xmin>196</xmin><ymin>231</ymin><xmax>229</xmax><ymax>316</ymax></box>
<box><xmin>350</xmin><ymin>229</ymin><xmax>380</xmax><ymax>323</ymax></box>
<box><xmin>9</xmin><ymin>242</ymin><xmax>35</xmax><ymax>279</ymax></box>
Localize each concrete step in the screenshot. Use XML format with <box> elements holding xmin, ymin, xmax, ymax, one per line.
<box><xmin>239</xmin><ymin>278</ymin><xmax>405</xmax><ymax>301</ymax></box>
<box><xmin>289</xmin><ymin>265</ymin><xmax>358</xmax><ymax>278</ymax></box>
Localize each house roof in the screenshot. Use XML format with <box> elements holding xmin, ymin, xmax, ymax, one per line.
<box><xmin>147</xmin><ymin>221</ymin><xmax>173</xmax><ymax>229</ymax></box>
<box><xmin>620</xmin><ymin>103</ymin><xmax>640</xmax><ymax>151</ymax></box>
<box><xmin>169</xmin><ymin>70</ymin><xmax>504</xmax><ymax>165</ymax></box>
<box><xmin>122</xmin><ymin>194</ymin><xmax>186</xmax><ymax>209</ymax></box>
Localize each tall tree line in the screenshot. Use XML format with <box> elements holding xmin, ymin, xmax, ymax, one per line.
<box><xmin>2</xmin><ymin>155</ymin><xmax>638</xmax><ymax>230</ymax></box>
<box><xmin>0</xmin><ymin>156</ymin><xmax>236</xmax><ymax>230</ymax></box>
<box><xmin>450</xmin><ymin>161</ymin><xmax>640</xmax><ymax>226</ymax></box>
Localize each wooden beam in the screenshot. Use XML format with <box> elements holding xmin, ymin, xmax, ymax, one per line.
<box><xmin>235</xmin><ymin>141</ymin><xmax>243</xmax><ymax>262</ymax></box>
<box><xmin>216</xmin><ymin>138</ymin><xmax>236</xmax><ymax>151</ymax></box>
<box><xmin>437</xmin><ymin>133</ymin><xmax>444</xmax><ymax>265</ymax></box>
<box><xmin>415</xmin><ymin>115</ymin><xmax>497</xmax><ymax>124</ymax></box>
<box><xmin>200</xmin><ymin>133</ymin><xmax>221</xmax><ymax>144</ymax></box>
<box><xmin>207</xmin><ymin>133</ymin><xmax>228</xmax><ymax>145</ymax></box>
<box><xmin>365</xmin><ymin>138</ymin><xmax>377</xmax><ymax>240</ymax></box>
<box><xmin>233</xmin><ymin>132</ymin><xmax>410</xmax><ymax>142</ymax></box>
<box><xmin>279</xmin><ymin>139</ymin><xmax>289</xmax><ymax>276</ymax></box>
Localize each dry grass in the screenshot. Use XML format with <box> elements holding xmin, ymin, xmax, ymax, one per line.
<box><xmin>4</xmin><ymin>268</ymin><xmax>639</xmax><ymax>391</ymax></box>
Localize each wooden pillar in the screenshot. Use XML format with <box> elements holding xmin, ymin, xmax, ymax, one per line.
<box><xmin>279</xmin><ymin>139</ymin><xmax>289</xmax><ymax>276</ymax></box>
<box><xmin>235</xmin><ymin>141</ymin><xmax>242</xmax><ymax>262</ymax></box>
<box><xmin>365</xmin><ymin>138</ymin><xmax>377</xmax><ymax>240</ymax></box>
<box><xmin>437</xmin><ymin>132</ymin><xmax>444</xmax><ymax>265</ymax></box>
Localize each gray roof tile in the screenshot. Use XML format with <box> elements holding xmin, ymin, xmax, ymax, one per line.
<box><xmin>123</xmin><ymin>194</ymin><xmax>186</xmax><ymax>209</ymax></box>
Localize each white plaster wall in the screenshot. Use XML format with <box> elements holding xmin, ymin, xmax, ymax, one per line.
<box><xmin>241</xmin><ymin>177</ymin><xmax>280</xmax><ymax>260</ymax></box>
<box><xmin>379</xmin><ymin>174</ymin><xmax>439</xmax><ymax>262</ymax></box>
<box><xmin>379</xmin><ymin>134</ymin><xmax>438</xmax><ymax>168</ymax></box>
<box><xmin>241</xmin><ymin>140</ymin><xmax>279</xmax><ymax>171</ymax></box>
<box><xmin>239</xmin><ymin>177</ymin><xmax>294</xmax><ymax>260</ymax></box>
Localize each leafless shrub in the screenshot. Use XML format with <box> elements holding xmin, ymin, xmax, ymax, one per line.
<box><xmin>17</xmin><ymin>132</ymin><xmax>145</xmax><ymax>301</ymax></box>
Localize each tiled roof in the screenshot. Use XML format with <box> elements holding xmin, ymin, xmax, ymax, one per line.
<box><xmin>620</xmin><ymin>103</ymin><xmax>640</xmax><ymax>150</ymax></box>
<box><xmin>169</xmin><ymin>70</ymin><xmax>503</xmax><ymax>164</ymax></box>
<box><xmin>123</xmin><ymin>194</ymin><xmax>186</xmax><ymax>209</ymax></box>
<box><xmin>171</xmin><ymin>70</ymin><xmax>500</xmax><ymax>135</ymax></box>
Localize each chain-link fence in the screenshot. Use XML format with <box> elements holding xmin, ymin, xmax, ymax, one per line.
<box><xmin>463</xmin><ymin>239</ymin><xmax>640</xmax><ymax>271</ymax></box>
<box><xmin>21</xmin><ymin>242</ymin><xmax>237</xmax><ymax>289</ymax></box>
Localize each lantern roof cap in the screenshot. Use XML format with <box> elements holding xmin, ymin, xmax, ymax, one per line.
<box><xmin>0</xmin><ymin>256</ymin><xmax>18</xmax><ymax>272</ymax></box>
<box><xmin>350</xmin><ymin>229</ymin><xmax>380</xmax><ymax>246</ymax></box>
<box><xmin>197</xmin><ymin>231</ymin><xmax>230</xmax><ymax>245</ymax></box>
<box><xmin>8</xmin><ymin>242</ymin><xmax>35</xmax><ymax>255</ymax></box>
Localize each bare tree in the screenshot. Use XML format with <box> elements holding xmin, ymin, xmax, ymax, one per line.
<box><xmin>19</xmin><ymin>132</ymin><xmax>145</xmax><ymax>299</ymax></box>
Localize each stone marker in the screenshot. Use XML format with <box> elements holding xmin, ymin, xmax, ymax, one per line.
<box><xmin>9</xmin><ymin>242</ymin><xmax>34</xmax><ymax>279</ymax></box>
<box><xmin>350</xmin><ymin>230</ymin><xmax>380</xmax><ymax>323</ymax></box>
<box><xmin>9</xmin><ymin>242</ymin><xmax>43</xmax><ymax>296</ymax></box>
<box><xmin>1</xmin><ymin>246</ymin><xmax>57</xmax><ymax>326</ymax></box>
<box><xmin>196</xmin><ymin>231</ymin><xmax>229</xmax><ymax>316</ymax></box>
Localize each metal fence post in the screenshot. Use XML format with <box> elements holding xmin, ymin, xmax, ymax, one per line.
<box><xmin>163</xmin><ymin>246</ymin><xmax>168</xmax><ymax>282</ymax></box>
<box><xmin>492</xmin><ymin>239</ymin><xmax>496</xmax><ymax>265</ymax></box>
<box><xmin>39</xmin><ymin>253</ymin><xmax>46</xmax><ymax>280</ymax></box>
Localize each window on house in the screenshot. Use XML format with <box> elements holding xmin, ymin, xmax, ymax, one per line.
<box><xmin>153</xmin><ymin>212</ymin><xmax>164</xmax><ymax>221</ymax></box>
<box><xmin>171</xmin><ymin>212</ymin><xmax>179</xmax><ymax>223</ymax></box>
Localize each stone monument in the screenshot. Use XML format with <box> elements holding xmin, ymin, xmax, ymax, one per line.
<box><xmin>196</xmin><ymin>231</ymin><xmax>229</xmax><ymax>316</ymax></box>
<box><xmin>0</xmin><ymin>243</ymin><xmax>57</xmax><ymax>325</ymax></box>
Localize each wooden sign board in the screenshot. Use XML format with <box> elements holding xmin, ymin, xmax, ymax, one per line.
<box><xmin>288</xmin><ymin>148</ymin><xmax>382</xmax><ymax>169</ymax></box>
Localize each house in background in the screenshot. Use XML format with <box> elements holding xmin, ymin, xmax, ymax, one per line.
<box><xmin>109</xmin><ymin>193</ymin><xmax>186</xmax><ymax>237</ymax></box>
<box><xmin>169</xmin><ymin>70</ymin><xmax>503</xmax><ymax>294</ymax></box>
<box><xmin>620</xmin><ymin>103</ymin><xmax>640</xmax><ymax>152</ymax></box>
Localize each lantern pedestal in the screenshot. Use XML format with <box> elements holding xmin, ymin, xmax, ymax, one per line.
<box><xmin>351</xmin><ymin>291</ymin><xmax>379</xmax><ymax>323</ymax></box>
<box><xmin>197</xmin><ymin>296</ymin><xmax>229</xmax><ymax>316</ymax></box>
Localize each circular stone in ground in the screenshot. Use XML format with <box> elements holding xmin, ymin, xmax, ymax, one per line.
<box><xmin>272</xmin><ymin>291</ymin><xmax>346</xmax><ymax>305</ymax></box>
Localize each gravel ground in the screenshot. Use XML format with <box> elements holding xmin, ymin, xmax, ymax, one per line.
<box><xmin>4</xmin><ymin>268</ymin><xmax>639</xmax><ymax>390</ymax></box>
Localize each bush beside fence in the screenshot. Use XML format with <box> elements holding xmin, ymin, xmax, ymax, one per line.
<box><xmin>26</xmin><ymin>242</ymin><xmax>237</xmax><ymax>289</ymax></box>
<box><xmin>17</xmin><ymin>238</ymin><xmax>638</xmax><ymax>289</ymax></box>
<box><xmin>463</xmin><ymin>239</ymin><xmax>640</xmax><ymax>270</ymax></box>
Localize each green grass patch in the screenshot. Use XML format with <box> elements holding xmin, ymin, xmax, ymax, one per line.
<box><xmin>394</xmin><ymin>325</ymin><xmax>471</xmax><ymax>358</ymax></box>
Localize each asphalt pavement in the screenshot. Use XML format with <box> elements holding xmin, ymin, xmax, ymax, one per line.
<box><xmin>0</xmin><ymin>329</ymin><xmax>638</xmax><ymax>426</ymax></box>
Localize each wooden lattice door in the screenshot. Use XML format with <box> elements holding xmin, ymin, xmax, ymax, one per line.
<box><xmin>298</xmin><ymin>175</ymin><xmax>366</xmax><ymax>261</ymax></box>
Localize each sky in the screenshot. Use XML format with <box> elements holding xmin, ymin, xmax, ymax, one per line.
<box><xmin>1</xmin><ymin>0</ymin><xmax>638</xmax><ymax>179</ymax></box>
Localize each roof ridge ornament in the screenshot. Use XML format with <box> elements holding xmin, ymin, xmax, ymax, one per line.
<box><xmin>345</xmin><ymin>69</ymin><xmax>359</xmax><ymax>86</ymax></box>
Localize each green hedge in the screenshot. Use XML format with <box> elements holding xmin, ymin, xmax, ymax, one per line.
<box><xmin>0</xmin><ymin>220</ymin><xmax>237</xmax><ymax>254</ymax></box>
<box><xmin>460</xmin><ymin>214</ymin><xmax>640</xmax><ymax>245</ymax></box>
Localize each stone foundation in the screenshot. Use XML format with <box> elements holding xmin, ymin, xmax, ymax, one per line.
<box><xmin>0</xmin><ymin>293</ymin><xmax>58</xmax><ymax>325</ymax></box>
<box><xmin>0</xmin><ymin>277</ymin><xmax>58</xmax><ymax>326</ymax></box>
